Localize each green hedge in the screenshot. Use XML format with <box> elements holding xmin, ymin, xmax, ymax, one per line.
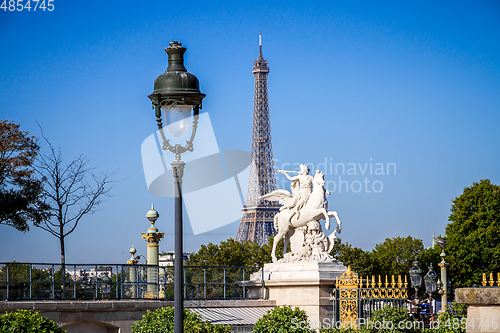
<box><xmin>0</xmin><ymin>309</ymin><xmax>65</xmax><ymax>333</ymax></box>
<box><xmin>253</xmin><ymin>305</ymin><xmax>312</xmax><ymax>333</ymax></box>
<box><xmin>131</xmin><ymin>307</ymin><xmax>230</xmax><ymax>333</ymax></box>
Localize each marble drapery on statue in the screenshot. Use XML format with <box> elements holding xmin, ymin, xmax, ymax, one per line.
<box><xmin>261</xmin><ymin>167</ymin><xmax>342</xmax><ymax>263</ymax></box>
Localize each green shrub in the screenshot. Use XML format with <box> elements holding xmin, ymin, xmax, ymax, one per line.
<box><xmin>363</xmin><ymin>305</ymin><xmax>418</xmax><ymax>333</ymax></box>
<box><xmin>0</xmin><ymin>309</ymin><xmax>65</xmax><ymax>333</ymax></box>
<box><xmin>253</xmin><ymin>305</ymin><xmax>312</xmax><ymax>333</ymax></box>
<box><xmin>131</xmin><ymin>307</ymin><xmax>230</xmax><ymax>333</ymax></box>
<box><xmin>422</xmin><ymin>301</ymin><xmax>467</xmax><ymax>333</ymax></box>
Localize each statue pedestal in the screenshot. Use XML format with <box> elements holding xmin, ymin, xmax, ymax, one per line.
<box><xmin>247</xmin><ymin>260</ymin><xmax>347</xmax><ymax>325</ymax></box>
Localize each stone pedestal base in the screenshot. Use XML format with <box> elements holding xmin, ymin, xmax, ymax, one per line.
<box><xmin>456</xmin><ymin>288</ymin><xmax>500</xmax><ymax>333</ymax></box>
<box><xmin>247</xmin><ymin>260</ymin><xmax>347</xmax><ymax>324</ymax></box>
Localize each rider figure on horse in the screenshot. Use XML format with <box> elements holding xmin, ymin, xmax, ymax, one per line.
<box><xmin>277</xmin><ymin>164</ymin><xmax>313</xmax><ymax>221</ymax></box>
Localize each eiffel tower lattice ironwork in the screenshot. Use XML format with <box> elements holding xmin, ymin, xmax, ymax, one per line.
<box><xmin>235</xmin><ymin>34</ymin><xmax>280</xmax><ymax>246</ymax></box>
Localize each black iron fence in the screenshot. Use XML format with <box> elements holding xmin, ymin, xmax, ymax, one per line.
<box><xmin>0</xmin><ymin>262</ymin><xmax>262</xmax><ymax>301</ymax></box>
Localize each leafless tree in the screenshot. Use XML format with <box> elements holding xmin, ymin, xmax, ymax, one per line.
<box><xmin>35</xmin><ymin>132</ymin><xmax>114</xmax><ymax>294</ymax></box>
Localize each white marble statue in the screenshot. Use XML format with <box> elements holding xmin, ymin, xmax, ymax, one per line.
<box><xmin>262</xmin><ymin>165</ymin><xmax>342</xmax><ymax>263</ymax></box>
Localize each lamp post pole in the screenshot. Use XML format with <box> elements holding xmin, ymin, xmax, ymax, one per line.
<box><xmin>172</xmin><ymin>160</ymin><xmax>185</xmax><ymax>332</ymax></box>
<box><xmin>148</xmin><ymin>41</ymin><xmax>205</xmax><ymax>333</ymax></box>
<box><xmin>438</xmin><ymin>250</ymin><xmax>449</xmax><ymax>313</ymax></box>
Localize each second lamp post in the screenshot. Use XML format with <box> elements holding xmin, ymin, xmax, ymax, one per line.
<box><xmin>148</xmin><ymin>41</ymin><xmax>205</xmax><ymax>333</ymax></box>
<box><xmin>409</xmin><ymin>257</ymin><xmax>438</xmax><ymax>318</ymax></box>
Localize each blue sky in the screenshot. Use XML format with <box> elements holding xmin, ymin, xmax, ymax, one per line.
<box><xmin>1</xmin><ymin>0</ymin><xmax>499</xmax><ymax>264</ymax></box>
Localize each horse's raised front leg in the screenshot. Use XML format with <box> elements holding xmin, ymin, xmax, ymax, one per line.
<box><xmin>328</xmin><ymin>211</ymin><xmax>341</xmax><ymax>233</ymax></box>
<box><xmin>319</xmin><ymin>208</ymin><xmax>330</xmax><ymax>230</ymax></box>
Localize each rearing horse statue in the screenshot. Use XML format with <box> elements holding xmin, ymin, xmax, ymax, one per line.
<box><xmin>262</xmin><ymin>170</ymin><xmax>342</xmax><ymax>263</ymax></box>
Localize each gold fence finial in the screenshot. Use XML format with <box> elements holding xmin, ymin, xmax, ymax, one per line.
<box><xmin>337</xmin><ymin>266</ymin><xmax>360</xmax><ymax>288</ymax></box>
<box><xmin>404</xmin><ymin>275</ymin><xmax>408</xmax><ymax>288</ymax></box>
<box><xmin>391</xmin><ymin>275</ymin><xmax>396</xmax><ymax>288</ymax></box>
<box><xmin>489</xmin><ymin>273</ymin><xmax>495</xmax><ymax>286</ymax></box>
<box><xmin>482</xmin><ymin>273</ymin><xmax>487</xmax><ymax>287</ymax></box>
<box><xmin>371</xmin><ymin>275</ymin><xmax>376</xmax><ymax>288</ymax></box>
<box><xmin>497</xmin><ymin>273</ymin><xmax>500</xmax><ymax>287</ymax></box>
<box><xmin>378</xmin><ymin>275</ymin><xmax>382</xmax><ymax>288</ymax></box>
<box><xmin>397</xmin><ymin>275</ymin><xmax>402</xmax><ymax>288</ymax></box>
<box><xmin>385</xmin><ymin>275</ymin><xmax>389</xmax><ymax>287</ymax></box>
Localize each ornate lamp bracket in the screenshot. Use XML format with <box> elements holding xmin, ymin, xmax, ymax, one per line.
<box><xmin>153</xmin><ymin>102</ymin><xmax>200</xmax><ymax>161</ymax></box>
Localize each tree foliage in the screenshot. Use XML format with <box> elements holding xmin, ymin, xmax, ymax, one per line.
<box><xmin>188</xmin><ymin>236</ymin><xmax>284</xmax><ymax>267</ymax></box>
<box><xmin>445</xmin><ymin>179</ymin><xmax>500</xmax><ymax>287</ymax></box>
<box><xmin>371</xmin><ymin>236</ymin><xmax>425</xmax><ymax>277</ymax></box>
<box><xmin>131</xmin><ymin>307</ymin><xmax>230</xmax><ymax>333</ymax></box>
<box><xmin>330</xmin><ymin>237</ymin><xmax>439</xmax><ymax>280</ymax></box>
<box><xmin>0</xmin><ymin>309</ymin><xmax>66</xmax><ymax>333</ymax></box>
<box><xmin>0</xmin><ymin>120</ymin><xmax>49</xmax><ymax>231</ymax></box>
<box><xmin>330</xmin><ymin>238</ymin><xmax>378</xmax><ymax>277</ymax></box>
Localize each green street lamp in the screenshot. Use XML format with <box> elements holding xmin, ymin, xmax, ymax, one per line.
<box><xmin>148</xmin><ymin>41</ymin><xmax>205</xmax><ymax>333</ymax></box>
<box><xmin>424</xmin><ymin>263</ymin><xmax>438</xmax><ymax>315</ymax></box>
<box><xmin>409</xmin><ymin>257</ymin><xmax>423</xmax><ymax>300</ymax></box>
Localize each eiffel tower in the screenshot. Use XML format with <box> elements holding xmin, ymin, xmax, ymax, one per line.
<box><xmin>235</xmin><ymin>34</ymin><xmax>280</xmax><ymax>246</ymax></box>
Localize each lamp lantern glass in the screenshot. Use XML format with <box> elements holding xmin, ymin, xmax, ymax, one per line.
<box><xmin>162</xmin><ymin>104</ymin><xmax>193</xmax><ymax>137</ymax></box>
<box><xmin>409</xmin><ymin>258</ymin><xmax>423</xmax><ymax>287</ymax></box>
<box><xmin>424</xmin><ymin>263</ymin><xmax>438</xmax><ymax>293</ymax></box>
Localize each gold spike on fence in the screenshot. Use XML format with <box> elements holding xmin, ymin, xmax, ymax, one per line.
<box><xmin>482</xmin><ymin>272</ymin><xmax>500</xmax><ymax>287</ymax></box>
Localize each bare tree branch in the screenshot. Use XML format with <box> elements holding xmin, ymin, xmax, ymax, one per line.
<box><xmin>35</xmin><ymin>127</ymin><xmax>115</xmax><ymax>267</ymax></box>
